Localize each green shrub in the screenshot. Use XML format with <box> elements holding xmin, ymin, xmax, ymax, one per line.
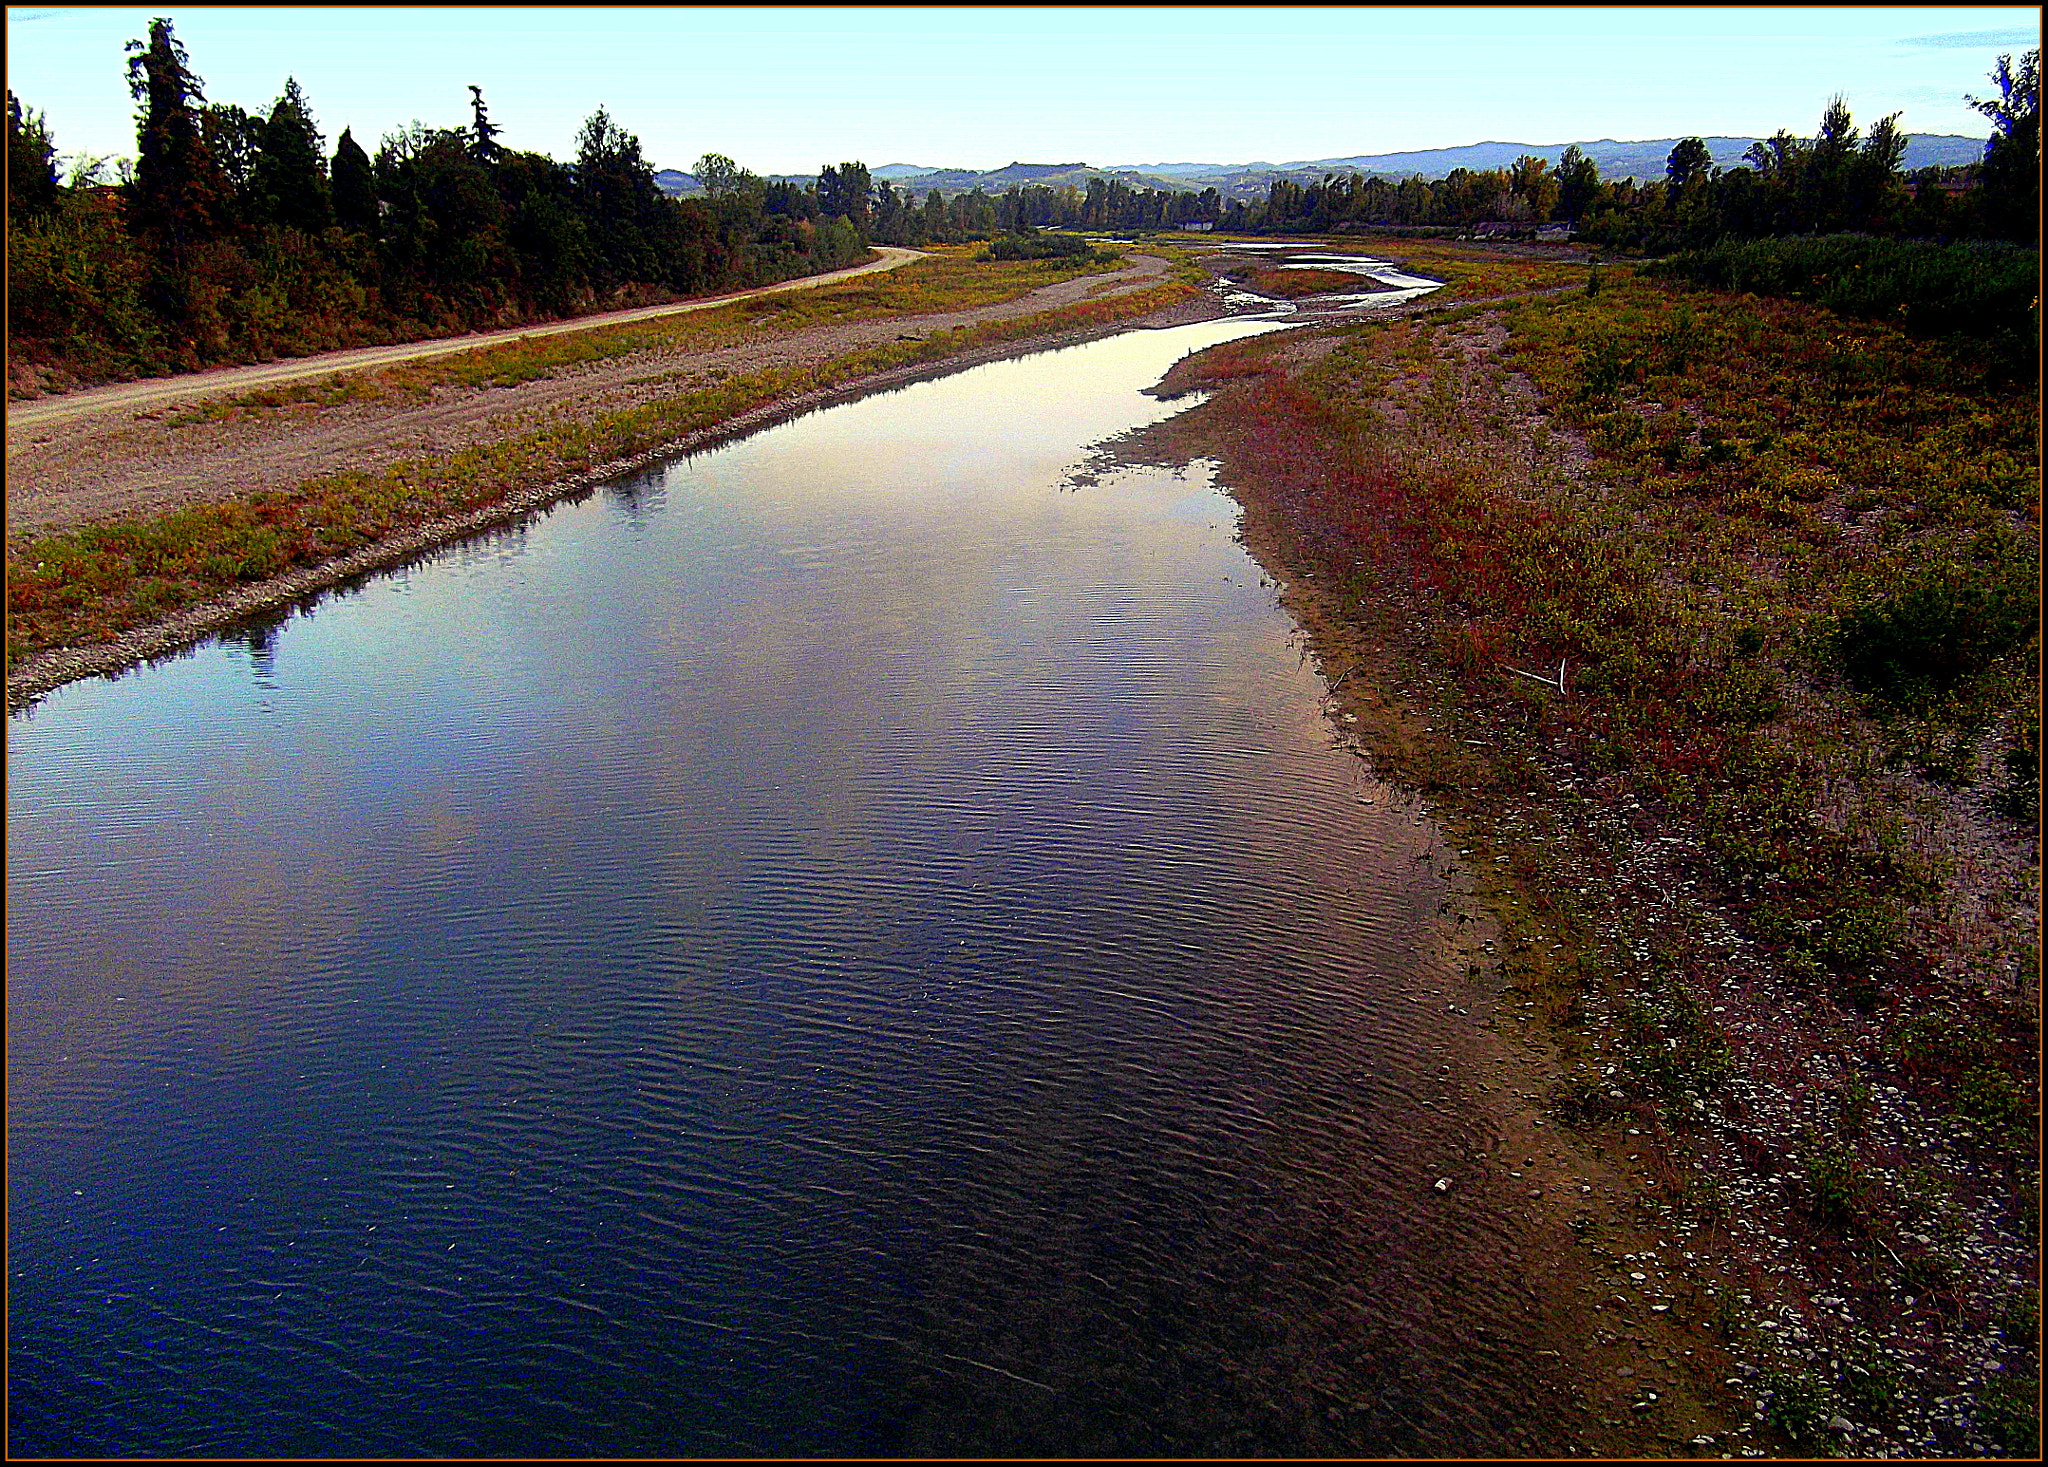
<box><xmin>1956</xmin><ymin>1064</ymin><xmax>2034</xmax><ymax>1136</ymax></box>
<box><xmin>1832</xmin><ymin>565</ymin><xmax>2038</xmax><ymax>712</ymax></box>
<box><xmin>1995</xmin><ymin>707</ymin><xmax>2039</xmax><ymax>822</ymax></box>
<box><xmin>1835</xmin><ymin>1341</ymin><xmax>1901</xmax><ymax>1424</ymax></box>
<box><xmin>983</xmin><ymin>231</ymin><xmax>1093</xmax><ymax>262</ymax></box>
<box><xmin>1653</xmin><ymin>235</ymin><xmax>2041</xmax><ymax>358</ymax></box>
<box><xmin>1762</xmin><ymin>1366</ymin><xmax>1837</xmax><ymax>1450</ymax></box>
<box><xmin>1978</xmin><ymin>1373</ymin><xmax>2040</xmax><ymax>1458</ymax></box>
<box><xmin>1804</xmin><ymin>1141</ymin><xmax>1864</xmax><ymax>1229</ymax></box>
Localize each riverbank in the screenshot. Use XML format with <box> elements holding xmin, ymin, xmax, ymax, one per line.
<box><xmin>1124</xmin><ymin>254</ymin><xmax>2040</xmax><ymax>1456</ymax></box>
<box><xmin>6</xmin><ymin>248</ymin><xmax>1206</xmax><ymax>704</ymax></box>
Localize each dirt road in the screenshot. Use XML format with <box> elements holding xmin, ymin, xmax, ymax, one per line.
<box><xmin>5</xmin><ymin>251</ymin><xmax>1182</xmax><ymax>547</ymax></box>
<box><xmin>5</xmin><ymin>246</ymin><xmax>926</xmax><ymax>431</ymax></box>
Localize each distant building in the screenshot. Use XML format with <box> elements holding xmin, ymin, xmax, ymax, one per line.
<box><xmin>1178</xmin><ymin>220</ymin><xmax>1215</xmax><ymax>231</ymax></box>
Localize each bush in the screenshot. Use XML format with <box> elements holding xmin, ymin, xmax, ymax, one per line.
<box><xmin>1804</xmin><ymin>1140</ymin><xmax>1864</xmax><ymax>1229</ymax></box>
<box><xmin>1653</xmin><ymin>235</ymin><xmax>2041</xmax><ymax>359</ymax></box>
<box><xmin>1994</xmin><ymin>707</ymin><xmax>2039</xmax><ymax>822</ymax></box>
<box><xmin>1832</xmin><ymin>564</ymin><xmax>2038</xmax><ymax>713</ymax></box>
<box><xmin>1762</xmin><ymin>1366</ymin><xmax>1837</xmax><ymax>1450</ymax></box>
<box><xmin>1956</xmin><ymin>1064</ymin><xmax>2035</xmax><ymax>1136</ymax></box>
<box><xmin>984</xmin><ymin>231</ymin><xmax>1092</xmax><ymax>261</ymax></box>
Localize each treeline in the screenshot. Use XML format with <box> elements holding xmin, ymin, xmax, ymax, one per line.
<box><xmin>867</xmin><ymin>175</ymin><xmax>1224</xmax><ymax>243</ymax></box>
<box><xmin>7</xmin><ymin>18</ymin><xmax>873</xmax><ymax>388</ymax></box>
<box><xmin>1225</xmin><ymin>54</ymin><xmax>2038</xmax><ymax>251</ymax></box>
<box><xmin>873</xmin><ymin>53</ymin><xmax>2037</xmax><ymax>254</ymax></box>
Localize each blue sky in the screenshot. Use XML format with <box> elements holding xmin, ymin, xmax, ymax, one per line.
<box><xmin>5</xmin><ymin>6</ymin><xmax>2037</xmax><ymax>177</ymax></box>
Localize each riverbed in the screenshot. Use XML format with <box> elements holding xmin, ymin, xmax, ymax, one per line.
<box><xmin>11</xmin><ymin>309</ymin><xmax>1683</xmax><ymax>1455</ymax></box>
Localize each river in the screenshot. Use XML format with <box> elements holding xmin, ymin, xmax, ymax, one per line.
<box><xmin>8</xmin><ymin>309</ymin><xmax>1583</xmax><ymax>1456</ymax></box>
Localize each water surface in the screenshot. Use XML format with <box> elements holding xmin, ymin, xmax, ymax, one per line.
<box><xmin>10</xmin><ymin>319</ymin><xmax>1537</xmax><ymax>1456</ymax></box>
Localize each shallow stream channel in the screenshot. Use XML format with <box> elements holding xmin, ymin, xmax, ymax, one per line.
<box><xmin>9</xmin><ymin>294</ymin><xmax>1641</xmax><ymax>1455</ymax></box>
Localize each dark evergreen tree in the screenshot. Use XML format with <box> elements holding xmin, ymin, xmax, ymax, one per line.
<box><xmin>374</xmin><ymin>122</ymin><xmax>505</xmax><ymax>297</ymax></box>
<box><xmin>7</xmin><ymin>90</ymin><xmax>60</xmax><ymax>223</ymax></box>
<box><xmin>1802</xmin><ymin>97</ymin><xmax>1861</xmax><ymax>229</ymax></box>
<box><xmin>498</xmin><ymin>149</ymin><xmax>589</xmax><ymax>313</ymax></box>
<box><xmin>468</xmin><ymin>85</ymin><xmax>502</xmax><ymax>164</ymax></box>
<box><xmin>331</xmin><ymin>127</ymin><xmax>378</xmax><ymax>234</ymax></box>
<box><xmin>573</xmin><ymin>107</ymin><xmax>661</xmax><ymax>286</ymax></box>
<box><xmin>817</xmin><ymin>161</ymin><xmax>872</xmax><ymax>229</ymax></box>
<box><xmin>255</xmin><ymin>78</ymin><xmax>330</xmax><ymax>233</ymax></box>
<box><xmin>125</xmin><ymin>16</ymin><xmax>233</xmax><ymax>279</ymax></box>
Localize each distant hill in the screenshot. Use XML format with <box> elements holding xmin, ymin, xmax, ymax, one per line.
<box><xmin>657</xmin><ymin>136</ymin><xmax>1993</xmax><ymax>201</ymax></box>
<box><xmin>1254</xmin><ymin>135</ymin><xmax>1989</xmax><ymax>181</ymax></box>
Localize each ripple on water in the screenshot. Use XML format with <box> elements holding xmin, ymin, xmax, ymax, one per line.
<box><xmin>11</xmin><ymin>318</ymin><xmax>1531</xmax><ymax>1457</ymax></box>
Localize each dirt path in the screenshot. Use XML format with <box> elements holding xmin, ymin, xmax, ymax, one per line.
<box><xmin>6</xmin><ymin>251</ymin><xmax>1176</xmax><ymax>545</ymax></box>
<box><xmin>4</xmin><ymin>246</ymin><xmax>926</xmax><ymax>431</ymax></box>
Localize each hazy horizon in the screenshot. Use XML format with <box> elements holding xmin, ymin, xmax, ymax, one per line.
<box><xmin>6</xmin><ymin>5</ymin><xmax>2032</xmax><ymax>179</ymax></box>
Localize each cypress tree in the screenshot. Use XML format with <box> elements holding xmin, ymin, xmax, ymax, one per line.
<box><xmin>125</xmin><ymin>17</ymin><xmax>233</xmax><ymax>317</ymax></box>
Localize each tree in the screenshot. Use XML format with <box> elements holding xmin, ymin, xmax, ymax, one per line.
<box><xmin>468</xmin><ymin>85</ymin><xmax>502</xmax><ymax>164</ymax></box>
<box><xmin>1509</xmin><ymin>153</ymin><xmax>1559</xmax><ymax>220</ymax></box>
<box><xmin>573</xmin><ymin>108</ymin><xmax>661</xmax><ymax>286</ymax></box>
<box><xmin>331</xmin><ymin>127</ymin><xmax>378</xmax><ymax>233</ymax></box>
<box><xmin>254</xmin><ymin>77</ymin><xmax>330</xmax><ymax>233</ymax></box>
<box><xmin>817</xmin><ymin>161</ymin><xmax>872</xmax><ymax>229</ymax></box>
<box><xmin>125</xmin><ymin>17</ymin><xmax>233</xmax><ymax>269</ymax></box>
<box><xmin>1969</xmin><ymin>48</ymin><xmax>2040</xmax><ymax>241</ymax></box>
<box><xmin>1555</xmin><ymin>143</ymin><xmax>1600</xmax><ymax>223</ymax></box>
<box><xmin>8</xmin><ymin>90</ymin><xmax>60</xmax><ymax>224</ymax></box>
<box><xmin>498</xmin><ymin>149</ymin><xmax>589</xmax><ymax>313</ymax></box>
<box><xmin>374</xmin><ymin>122</ymin><xmax>506</xmax><ymax>296</ymax></box>
<box><xmin>199</xmin><ymin>102</ymin><xmax>262</xmax><ymax>222</ymax></box>
<box><xmin>1847</xmin><ymin>111</ymin><xmax>1909</xmax><ymax>232</ymax></box>
<box><xmin>694</xmin><ymin>151</ymin><xmax>762</xmax><ymax>204</ymax></box>
<box><xmin>1803</xmin><ymin>96</ymin><xmax>1862</xmax><ymax>228</ymax></box>
<box><xmin>1665</xmin><ymin>136</ymin><xmax>1713</xmax><ymax>199</ymax></box>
